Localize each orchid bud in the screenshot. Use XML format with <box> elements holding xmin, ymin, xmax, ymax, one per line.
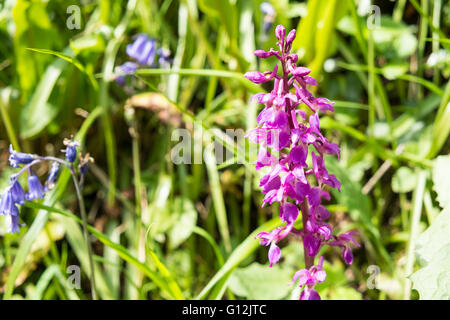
<box><xmin>292</xmin><ymin>66</ymin><xmax>311</xmax><ymax>77</ymax></box>
<box><xmin>253</xmin><ymin>50</ymin><xmax>273</xmax><ymax>58</ymax></box>
<box><xmin>286</xmin><ymin>29</ymin><xmax>296</xmax><ymax>44</ymax></box>
<box><xmin>244</xmin><ymin>71</ymin><xmax>268</xmax><ymax>84</ymax></box>
<box><xmin>275</xmin><ymin>24</ymin><xmax>285</xmax><ymax>42</ymax></box>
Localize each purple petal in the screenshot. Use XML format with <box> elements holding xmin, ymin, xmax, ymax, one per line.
<box><xmin>295</xmin><ymin>180</ymin><xmax>311</xmax><ymax>200</ymax></box>
<box><xmin>286</xmin><ymin>29</ymin><xmax>296</xmax><ymax>44</ymax></box>
<box><xmin>314</xmin><ymin>270</ymin><xmax>327</xmax><ymax>283</ymax></box>
<box><xmin>280</xmin><ymin>202</ymin><xmax>299</xmax><ymax>225</ymax></box>
<box><xmin>342</xmin><ymin>246</ymin><xmax>354</xmax><ymax>265</ymax></box>
<box><xmin>275</xmin><ymin>25</ymin><xmax>285</xmax><ymax>41</ymax></box>
<box><xmin>268</xmin><ymin>243</ymin><xmax>281</xmax><ymax>267</ymax></box>
<box><xmin>300</xmin><ymin>287</ymin><xmax>321</xmax><ymax>300</ymax></box>
<box><xmin>254</xmin><ymin>49</ymin><xmax>275</xmax><ymax>58</ymax></box>
<box><xmin>303</xmin><ymin>234</ymin><xmax>321</xmax><ymax>257</ymax></box>
<box><xmin>292</xmin><ymin>67</ymin><xmax>311</xmax><ymax>77</ymax></box>
<box><xmin>290</xmin><ymin>145</ymin><xmax>307</xmax><ymax>167</ymax></box>
<box><xmin>244</xmin><ymin>71</ymin><xmax>269</xmax><ymax>84</ymax></box>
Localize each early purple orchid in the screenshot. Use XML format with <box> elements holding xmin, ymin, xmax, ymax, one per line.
<box><xmin>246</xmin><ymin>25</ymin><xmax>359</xmax><ymax>300</ymax></box>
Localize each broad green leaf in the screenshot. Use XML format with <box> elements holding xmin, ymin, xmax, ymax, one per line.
<box><xmin>392</xmin><ymin>167</ymin><xmax>418</xmax><ymax>193</ymax></box>
<box><xmin>168</xmin><ymin>197</ymin><xmax>197</xmax><ymax>249</ymax></box>
<box><xmin>20</xmin><ymin>49</ymin><xmax>70</xmax><ymax>138</ymax></box>
<box><xmin>411</xmin><ymin>244</ymin><xmax>450</xmax><ymax>300</ymax></box>
<box><xmin>228</xmin><ymin>263</ymin><xmax>292</xmax><ymax>300</ymax></box>
<box><xmin>12</xmin><ymin>0</ymin><xmax>60</xmax><ymax>99</ymax></box>
<box><xmin>432</xmin><ymin>156</ymin><xmax>450</xmax><ymax>209</ymax></box>
<box><xmin>415</xmin><ymin>206</ymin><xmax>450</xmax><ymax>266</ymax></box>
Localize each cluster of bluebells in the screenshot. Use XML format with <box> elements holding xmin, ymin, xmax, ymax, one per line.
<box><xmin>0</xmin><ymin>138</ymin><xmax>92</xmax><ymax>234</ymax></box>
<box><xmin>114</xmin><ymin>34</ymin><xmax>172</xmax><ymax>86</ymax></box>
<box><xmin>245</xmin><ymin>25</ymin><xmax>360</xmax><ymax>300</ymax></box>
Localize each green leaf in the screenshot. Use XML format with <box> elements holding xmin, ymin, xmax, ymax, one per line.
<box><xmin>19</xmin><ymin>47</ymin><xmax>75</xmax><ymax>138</ymax></box>
<box><xmin>26</xmin><ymin>47</ymin><xmax>98</xmax><ymax>91</ymax></box>
<box><xmin>411</xmin><ymin>243</ymin><xmax>450</xmax><ymax>300</ymax></box>
<box><xmin>168</xmin><ymin>197</ymin><xmax>197</xmax><ymax>249</ymax></box>
<box><xmin>228</xmin><ymin>263</ymin><xmax>292</xmax><ymax>300</ymax></box>
<box><xmin>412</xmin><ymin>203</ymin><xmax>450</xmax><ymax>299</ymax></box>
<box><xmin>12</xmin><ymin>0</ymin><xmax>61</xmax><ymax>100</ymax></box>
<box><xmin>392</xmin><ymin>167</ymin><xmax>418</xmax><ymax>193</ymax></box>
<box><xmin>415</xmin><ymin>206</ymin><xmax>450</xmax><ymax>266</ymax></box>
<box><xmin>432</xmin><ymin>155</ymin><xmax>450</xmax><ymax>209</ymax></box>
<box><xmin>204</xmin><ymin>146</ymin><xmax>231</xmax><ymax>253</ymax></box>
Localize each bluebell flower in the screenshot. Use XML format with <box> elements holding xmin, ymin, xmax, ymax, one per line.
<box><xmin>260</xmin><ymin>2</ymin><xmax>275</xmax><ymax>34</ymax></box>
<box><xmin>10</xmin><ymin>180</ymin><xmax>26</xmax><ymax>205</ymax></box>
<box><xmin>10</xmin><ymin>214</ymin><xmax>20</xmax><ymax>234</ymax></box>
<box><xmin>45</xmin><ymin>162</ymin><xmax>60</xmax><ymax>191</ymax></box>
<box><xmin>62</xmin><ymin>138</ymin><xmax>80</xmax><ymax>163</ymax></box>
<box><xmin>114</xmin><ymin>61</ymin><xmax>138</xmax><ymax>86</ymax></box>
<box><xmin>26</xmin><ymin>175</ymin><xmax>45</xmax><ymax>201</ymax></box>
<box><xmin>79</xmin><ymin>153</ymin><xmax>94</xmax><ymax>176</ymax></box>
<box><xmin>260</xmin><ymin>2</ymin><xmax>275</xmax><ymax>15</ymax></box>
<box><xmin>8</xmin><ymin>145</ymin><xmax>35</xmax><ymax>168</ymax></box>
<box><xmin>157</xmin><ymin>48</ymin><xmax>172</xmax><ymax>69</ymax></box>
<box><xmin>126</xmin><ymin>34</ymin><xmax>157</xmax><ymax>66</ymax></box>
<box><xmin>0</xmin><ymin>189</ymin><xmax>14</xmax><ymax>215</ymax></box>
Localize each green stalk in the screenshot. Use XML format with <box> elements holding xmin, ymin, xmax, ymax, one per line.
<box><xmin>0</xmin><ymin>92</ymin><xmax>20</xmax><ymax>151</ymax></box>
<box><xmin>393</xmin><ymin>0</ymin><xmax>407</xmax><ymax>22</ymax></box>
<box><xmin>403</xmin><ymin>170</ymin><xmax>426</xmax><ymax>300</ymax></box>
<box><xmin>70</xmin><ymin>166</ymin><xmax>98</xmax><ymax>300</ymax></box>
<box><xmin>416</xmin><ymin>0</ymin><xmax>429</xmax><ymax>100</ymax></box>
<box><xmin>368</xmin><ymin>28</ymin><xmax>376</xmax><ymax>137</ymax></box>
<box><xmin>128</xmin><ymin>108</ymin><xmax>144</xmax><ymax>290</ymax></box>
<box><xmin>432</xmin><ymin>0</ymin><xmax>442</xmax><ymax>84</ymax></box>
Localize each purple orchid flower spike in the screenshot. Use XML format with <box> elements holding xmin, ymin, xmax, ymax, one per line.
<box><xmin>245</xmin><ymin>24</ymin><xmax>359</xmax><ymax>300</ymax></box>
